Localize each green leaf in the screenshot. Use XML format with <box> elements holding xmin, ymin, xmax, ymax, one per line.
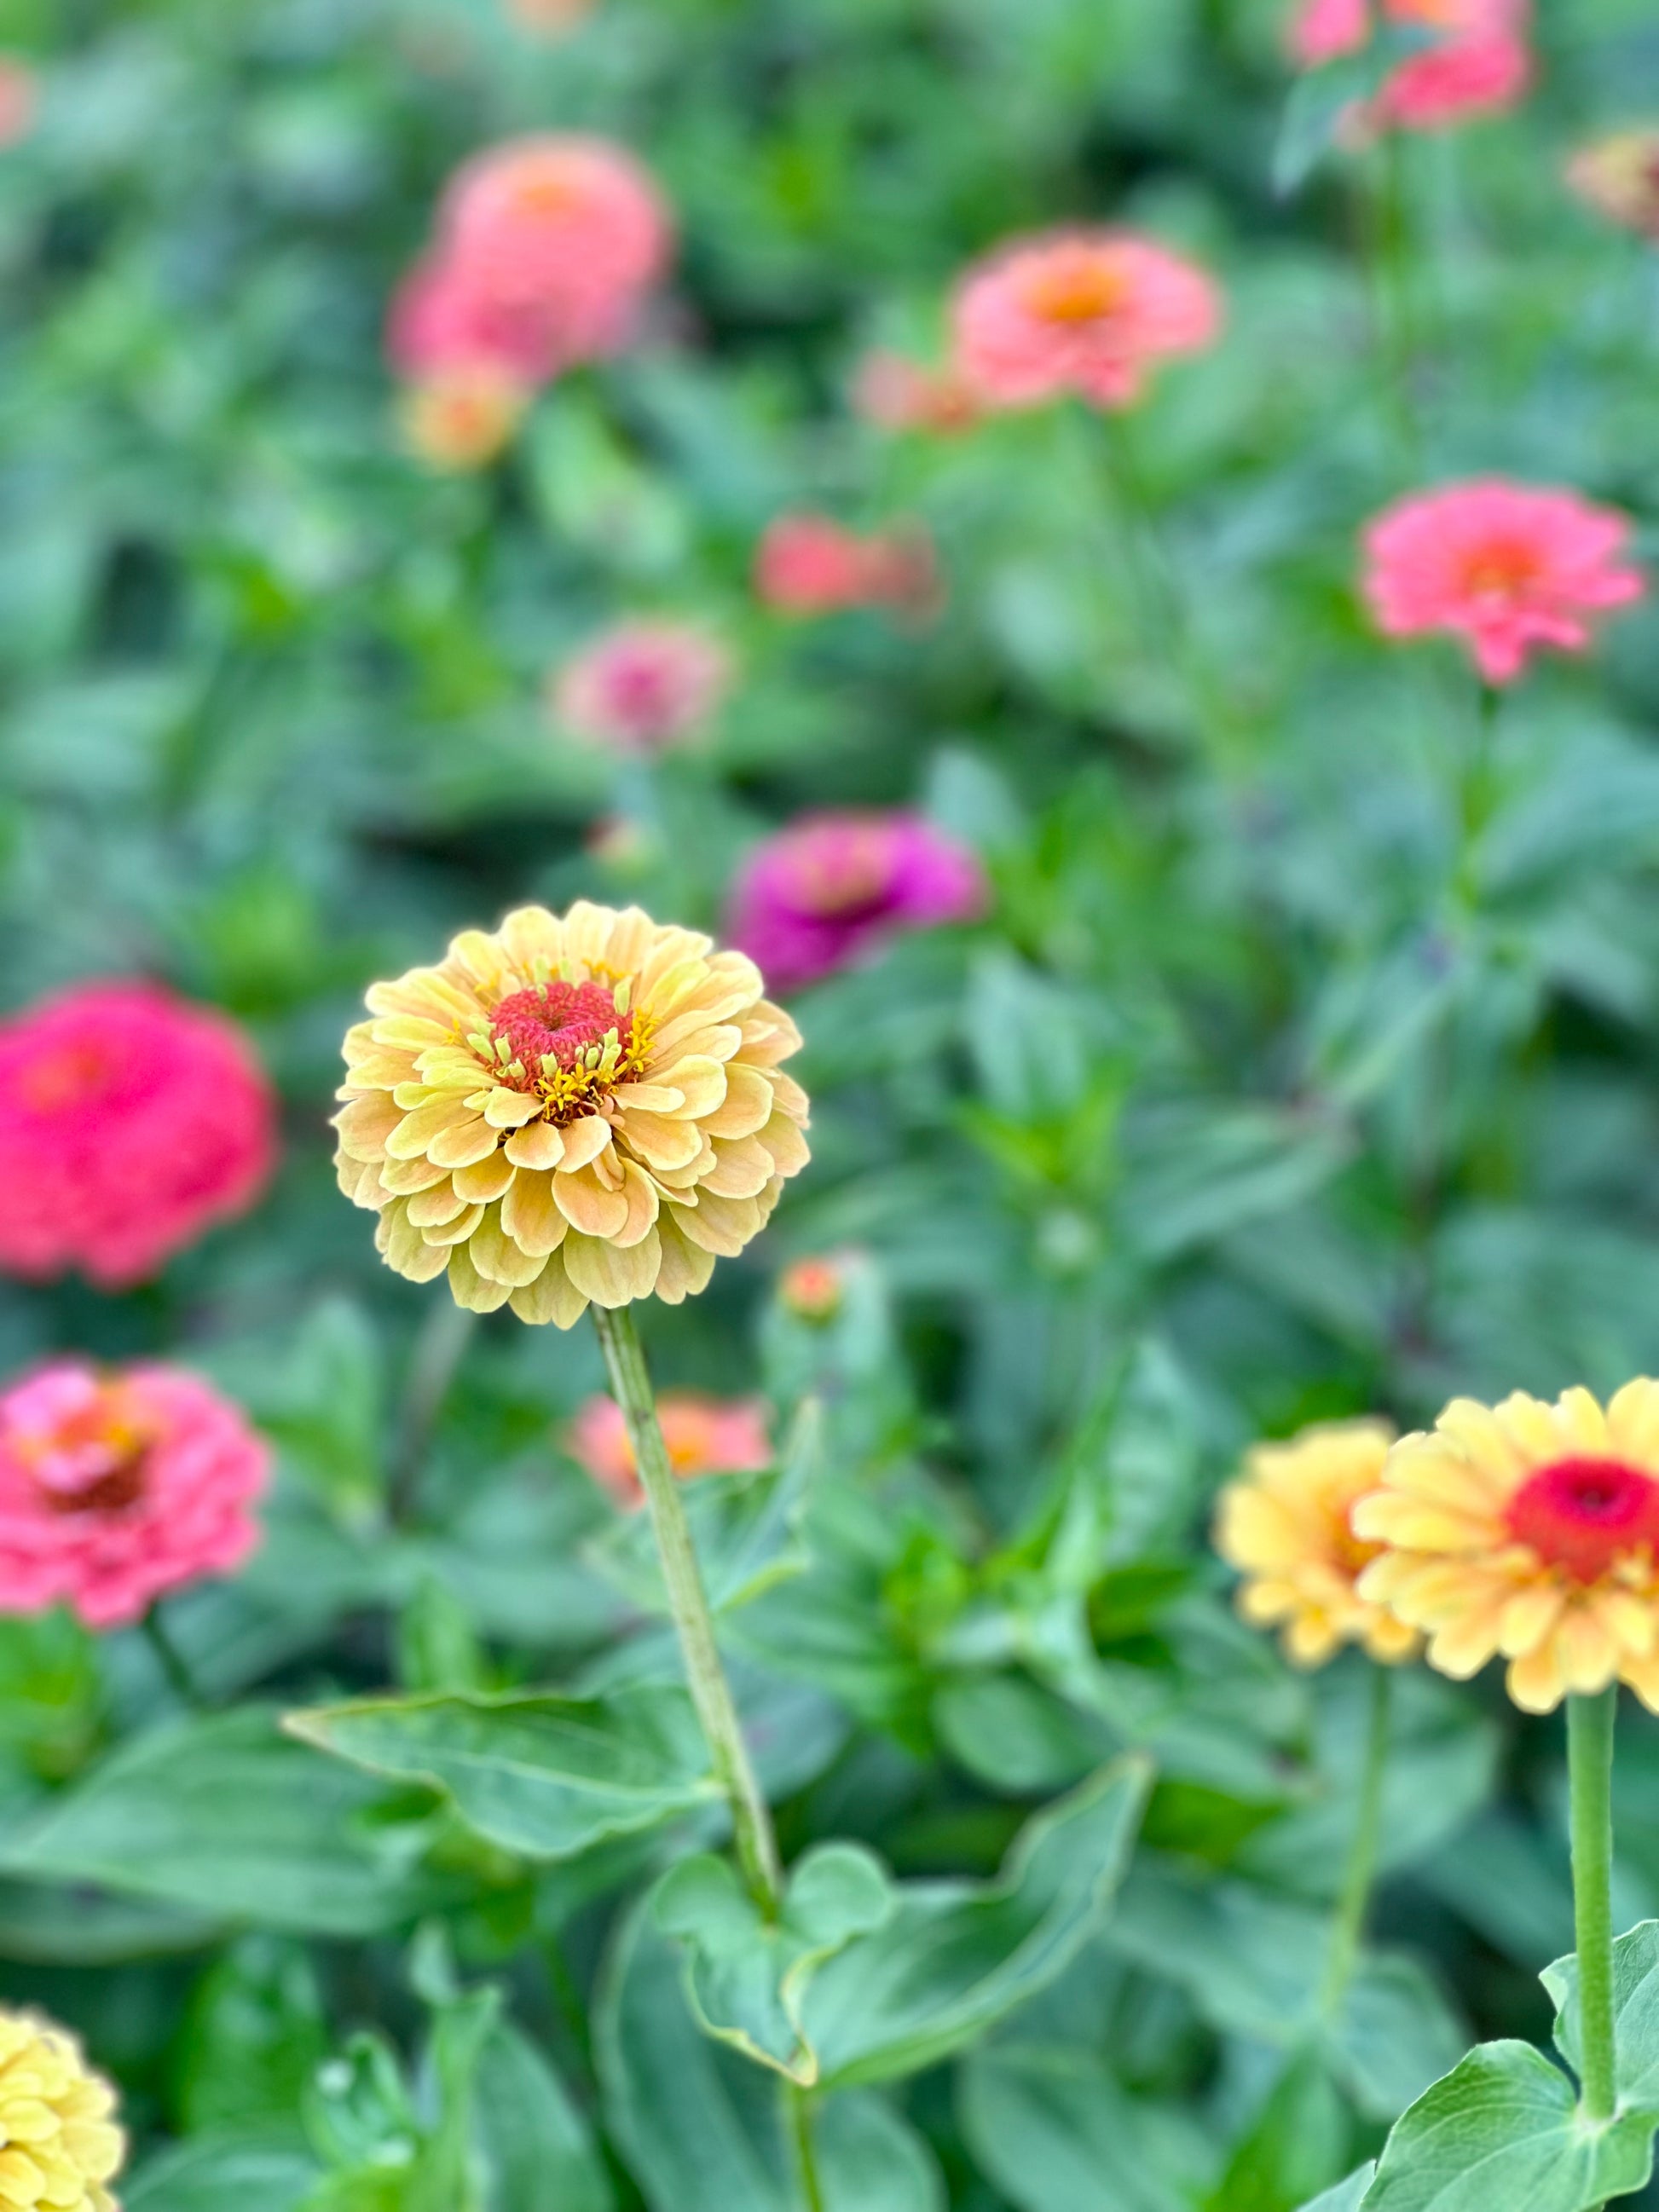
<box><xmin>1209</xmin><ymin>2047</ymin><xmax>1350</xmax><ymax>2212</ymax></box>
<box><xmin>1543</xmin><ymin>1917</ymin><xmax>1659</xmax><ymax>2105</ymax></box>
<box><xmin>1331</xmin><ymin>1956</ymin><xmax>1466</xmax><ymax>2124</ymax></box>
<box><xmin>590</xmin><ymin>1401</ymin><xmax>821</xmax><ymax>1618</ymax></box>
<box><xmin>598</xmin><ymin>1900</ymin><xmax>944</xmax><ymax>2212</ymax></box>
<box><xmin>1272</xmin><ymin>25</ymin><xmax>1439</xmax><ymax>196</ymax></box>
<box><xmin>1299</xmin><ymin>2172</ymin><xmax>1376</xmax><ymax>2212</ymax></box>
<box><xmin>656</xmin><ymin>1842</ymin><xmax>894</xmax><ymax>2082</ymax></box>
<box><xmin>0</xmin><ymin>1709</ymin><xmax>448</xmax><ymax>1936</ymax></box>
<box><xmin>1360</xmin><ymin>2041</ymin><xmax>1656</xmax><ymax>2211</ymax></box>
<box><xmin>125</xmin><ymin>2130</ymin><xmax>321</xmax><ymax>2212</ymax></box>
<box><xmin>286</xmin><ymin>1684</ymin><xmax>720</xmax><ymax>1861</ymax></box>
<box><xmin>473</xmin><ymin>2022</ymin><xmax>616</xmax><ymax>2212</ymax></box>
<box><xmin>799</xmin><ymin>1755</ymin><xmax>1152</xmax><ymax>2088</ymax></box>
<box><xmin>959</xmin><ymin>2041</ymin><xmax>1217</xmax><ymax>2212</ymax></box>
<box><xmin>180</xmin><ymin>1937</ymin><xmax>331</xmax><ymax>2134</ymax></box>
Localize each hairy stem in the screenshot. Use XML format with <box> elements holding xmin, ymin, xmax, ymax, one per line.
<box><xmin>1320</xmin><ymin>1664</ymin><xmax>1391</xmax><ymax>2018</ymax></box>
<box><xmin>142</xmin><ymin>1603</ymin><xmax>205</xmax><ymax>1712</ymax></box>
<box><xmin>1568</xmin><ymin>1686</ymin><xmax>1620</xmax><ymax>2123</ymax></box>
<box><xmin>590</xmin><ymin>1302</ymin><xmax>783</xmax><ymax>1913</ymax></box>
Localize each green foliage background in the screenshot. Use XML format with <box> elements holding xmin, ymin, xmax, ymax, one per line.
<box><xmin>4</xmin><ymin>0</ymin><xmax>1659</xmax><ymax>2205</ymax></box>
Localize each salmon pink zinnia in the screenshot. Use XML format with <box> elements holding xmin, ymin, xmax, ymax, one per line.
<box><xmin>552</xmin><ymin>621</ymin><xmax>732</xmax><ymax>754</ymax></box>
<box><xmin>0</xmin><ymin>981</ymin><xmax>276</xmax><ymax>1288</ymax></box>
<box><xmin>1291</xmin><ymin>0</ymin><xmax>1532</xmax><ymax>132</ymax></box>
<box><xmin>1363</xmin><ymin>480</ymin><xmax>1645</xmax><ymax>685</ymax></box>
<box><xmin>1568</xmin><ymin>128</ymin><xmax>1659</xmax><ymax>240</ymax></box>
<box><xmin>567</xmin><ymin>1389</ymin><xmax>772</xmax><ymax>1508</ymax></box>
<box><xmin>0</xmin><ymin>56</ymin><xmax>36</xmax><ymax>149</ymax></box>
<box><xmin>754</xmin><ymin>516</ymin><xmax>940</xmax><ymax>620</ymax></box>
<box><xmin>853</xmin><ymin>351</ymin><xmax>981</xmax><ymax>436</ymax></box>
<box><xmin>0</xmin><ymin>1361</ymin><xmax>270</xmax><ymax>1630</ymax></box>
<box><xmin>727</xmin><ymin>811</ymin><xmax>986</xmax><ymax>992</ymax></box>
<box><xmin>951</xmin><ymin>229</ymin><xmax>1222</xmax><ymax>413</ymax></box>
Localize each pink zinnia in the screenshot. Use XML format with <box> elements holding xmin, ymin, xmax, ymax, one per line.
<box><xmin>388</xmin><ymin>252</ymin><xmax>564</xmax><ymax>385</ymax></box>
<box><xmin>1362</xmin><ymin>479</ymin><xmax>1646</xmax><ymax>685</ymax></box>
<box><xmin>0</xmin><ymin>1361</ymin><xmax>269</xmax><ymax>1629</ymax></box>
<box><xmin>552</xmin><ymin>620</ymin><xmax>732</xmax><ymax>754</ymax></box>
<box><xmin>0</xmin><ymin>56</ymin><xmax>36</xmax><ymax>149</ymax></box>
<box><xmin>1290</xmin><ymin>0</ymin><xmax>1532</xmax><ymax>131</ymax></box>
<box><xmin>754</xmin><ymin>516</ymin><xmax>940</xmax><ymax>620</ymax></box>
<box><xmin>727</xmin><ymin>811</ymin><xmax>986</xmax><ymax>992</ymax></box>
<box><xmin>853</xmin><ymin>351</ymin><xmax>981</xmax><ymax>436</ymax></box>
<box><xmin>951</xmin><ymin>229</ymin><xmax>1222</xmax><ymax>413</ymax></box>
<box><xmin>0</xmin><ymin>981</ymin><xmax>277</xmax><ymax>1288</ymax></box>
<box><xmin>567</xmin><ymin>1390</ymin><xmax>772</xmax><ymax>1509</ymax></box>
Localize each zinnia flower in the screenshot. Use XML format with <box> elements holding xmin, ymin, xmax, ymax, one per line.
<box><xmin>853</xmin><ymin>351</ymin><xmax>980</xmax><ymax>436</ymax></box>
<box><xmin>754</xmin><ymin>516</ymin><xmax>940</xmax><ymax>620</ymax></box>
<box><xmin>1354</xmin><ymin>1382</ymin><xmax>1659</xmax><ymax>1712</ymax></box>
<box><xmin>1567</xmin><ymin>128</ymin><xmax>1659</xmax><ymax>240</ymax></box>
<box><xmin>1291</xmin><ymin>0</ymin><xmax>1532</xmax><ymax>130</ymax></box>
<box><xmin>400</xmin><ymin>367</ymin><xmax>527</xmax><ymax>471</ymax></box>
<box><xmin>552</xmin><ymin>620</ymin><xmax>732</xmax><ymax>754</ymax></box>
<box><xmin>0</xmin><ymin>2007</ymin><xmax>124</xmax><ymax>2212</ymax></box>
<box><xmin>0</xmin><ymin>1360</ymin><xmax>269</xmax><ymax>1632</ymax></box>
<box><xmin>726</xmin><ymin>811</ymin><xmax>986</xmax><ymax>992</ymax></box>
<box><xmin>0</xmin><ymin>981</ymin><xmax>277</xmax><ymax>1289</ymax></box>
<box><xmin>333</xmin><ymin>903</ymin><xmax>811</xmax><ymax>1325</ymax></box>
<box><xmin>506</xmin><ymin>0</ymin><xmax>598</xmax><ymax>34</ymax></box>
<box><xmin>951</xmin><ymin>229</ymin><xmax>1222</xmax><ymax>413</ymax></box>
<box><xmin>1363</xmin><ymin>480</ymin><xmax>1645</xmax><ymax>685</ymax></box>
<box><xmin>0</xmin><ymin>57</ymin><xmax>36</xmax><ymax>149</ymax></box>
<box><xmin>567</xmin><ymin>1389</ymin><xmax>772</xmax><ymax>1508</ymax></box>
<box><xmin>778</xmin><ymin>1254</ymin><xmax>847</xmax><ymax>1323</ymax></box>
<box><xmin>1215</xmin><ymin>1419</ymin><xmax>1419</xmax><ymax>1666</ymax></box>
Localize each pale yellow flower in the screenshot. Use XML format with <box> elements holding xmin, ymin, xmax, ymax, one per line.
<box><xmin>1354</xmin><ymin>1382</ymin><xmax>1659</xmax><ymax>1713</ymax></box>
<box><xmin>0</xmin><ymin>2009</ymin><xmax>124</xmax><ymax>2212</ymax></box>
<box><xmin>1215</xmin><ymin>1418</ymin><xmax>1419</xmax><ymax>1667</ymax></box>
<box><xmin>334</xmin><ymin>903</ymin><xmax>810</xmax><ymax>1326</ymax></box>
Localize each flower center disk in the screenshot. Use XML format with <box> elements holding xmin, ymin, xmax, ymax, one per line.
<box><xmin>489</xmin><ymin>981</ymin><xmax>633</xmax><ymax>1080</ymax></box>
<box><xmin>1506</xmin><ymin>1456</ymin><xmax>1659</xmax><ymax>1584</ymax></box>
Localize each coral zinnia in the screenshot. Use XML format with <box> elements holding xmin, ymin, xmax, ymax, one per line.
<box><xmin>552</xmin><ymin>620</ymin><xmax>732</xmax><ymax>754</ymax></box>
<box><xmin>0</xmin><ymin>1361</ymin><xmax>269</xmax><ymax>1631</ymax></box>
<box><xmin>568</xmin><ymin>1389</ymin><xmax>772</xmax><ymax>1508</ymax></box>
<box><xmin>853</xmin><ymin>350</ymin><xmax>981</xmax><ymax>436</ymax></box>
<box><xmin>951</xmin><ymin>229</ymin><xmax>1222</xmax><ymax>413</ymax></box>
<box><xmin>0</xmin><ymin>2007</ymin><xmax>124</xmax><ymax>2212</ymax></box>
<box><xmin>1567</xmin><ymin>128</ymin><xmax>1659</xmax><ymax>240</ymax></box>
<box><xmin>0</xmin><ymin>57</ymin><xmax>36</xmax><ymax>151</ymax></box>
<box><xmin>0</xmin><ymin>981</ymin><xmax>276</xmax><ymax>1288</ymax></box>
<box><xmin>1353</xmin><ymin>1383</ymin><xmax>1659</xmax><ymax>1712</ymax></box>
<box><xmin>401</xmin><ymin>367</ymin><xmax>527</xmax><ymax>471</ymax></box>
<box><xmin>1362</xmin><ymin>479</ymin><xmax>1645</xmax><ymax>685</ymax></box>
<box><xmin>334</xmin><ymin>904</ymin><xmax>811</xmax><ymax>1325</ymax></box>
<box><xmin>1216</xmin><ymin>1419</ymin><xmax>1419</xmax><ymax>1666</ymax></box>
<box><xmin>1291</xmin><ymin>0</ymin><xmax>1532</xmax><ymax>132</ymax></box>
<box><xmin>726</xmin><ymin>811</ymin><xmax>986</xmax><ymax>992</ymax></box>
<box><xmin>754</xmin><ymin>516</ymin><xmax>941</xmax><ymax>620</ymax></box>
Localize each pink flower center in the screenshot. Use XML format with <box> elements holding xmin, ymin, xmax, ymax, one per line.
<box><xmin>787</xmin><ymin>829</ymin><xmax>898</xmax><ymax>920</ymax></box>
<box><xmin>1506</xmin><ymin>1457</ymin><xmax>1659</xmax><ymax>1584</ymax></box>
<box><xmin>9</xmin><ymin>1390</ymin><xmax>154</xmax><ymax>1517</ymax></box>
<box><xmin>19</xmin><ymin>1041</ymin><xmax>116</xmax><ymax>1113</ymax></box>
<box><xmin>1025</xmin><ymin>257</ymin><xmax>1128</xmax><ymax>327</ymax></box>
<box><xmin>490</xmin><ymin>981</ymin><xmax>632</xmax><ymax>1078</ymax></box>
<box><xmin>604</xmin><ymin>653</ymin><xmax>679</xmax><ymax>727</ymax></box>
<box><xmin>1460</xmin><ymin>540</ymin><xmax>1543</xmax><ymax>602</ymax></box>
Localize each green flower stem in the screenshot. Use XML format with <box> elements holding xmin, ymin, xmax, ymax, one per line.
<box><xmin>788</xmin><ymin>2082</ymin><xmax>827</xmax><ymax>2212</ymax></box>
<box><xmin>142</xmin><ymin>1603</ymin><xmax>205</xmax><ymax>1712</ymax></box>
<box><xmin>1568</xmin><ymin>1686</ymin><xmax>1620</xmax><ymax>2123</ymax></box>
<box><xmin>389</xmin><ymin>1299</ymin><xmax>476</xmax><ymax>1526</ymax></box>
<box><xmin>591</xmin><ymin>1302</ymin><xmax>783</xmax><ymax>1915</ymax></box>
<box><xmin>1320</xmin><ymin>1663</ymin><xmax>1392</xmax><ymax>2019</ymax></box>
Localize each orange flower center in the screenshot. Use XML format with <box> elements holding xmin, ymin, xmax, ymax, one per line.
<box><xmin>13</xmin><ymin>1393</ymin><xmax>154</xmax><ymax>1516</ymax></box>
<box><xmin>511</xmin><ymin>171</ymin><xmax>581</xmax><ymax>220</ymax></box>
<box><xmin>1460</xmin><ymin>540</ymin><xmax>1542</xmax><ymax>600</ymax></box>
<box><xmin>490</xmin><ymin>981</ymin><xmax>633</xmax><ymax>1079</ymax></box>
<box><xmin>20</xmin><ymin>1042</ymin><xmax>116</xmax><ymax>1112</ymax></box>
<box><xmin>1506</xmin><ymin>1457</ymin><xmax>1659</xmax><ymax>1584</ymax></box>
<box><xmin>1025</xmin><ymin>257</ymin><xmax>1128</xmax><ymax>326</ymax></box>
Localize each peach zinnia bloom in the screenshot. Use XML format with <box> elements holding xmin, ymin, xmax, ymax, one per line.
<box><xmin>0</xmin><ymin>981</ymin><xmax>276</xmax><ymax>1288</ymax></box>
<box><xmin>1215</xmin><ymin>1419</ymin><xmax>1419</xmax><ymax>1666</ymax></box>
<box><xmin>400</xmin><ymin>367</ymin><xmax>527</xmax><ymax>471</ymax></box>
<box><xmin>0</xmin><ymin>2007</ymin><xmax>124</xmax><ymax>2212</ymax></box>
<box><xmin>567</xmin><ymin>1389</ymin><xmax>772</xmax><ymax>1508</ymax></box>
<box><xmin>1354</xmin><ymin>1383</ymin><xmax>1659</xmax><ymax>1712</ymax></box>
<box><xmin>754</xmin><ymin>516</ymin><xmax>940</xmax><ymax>620</ymax></box>
<box><xmin>1363</xmin><ymin>479</ymin><xmax>1645</xmax><ymax>685</ymax></box>
<box><xmin>1291</xmin><ymin>0</ymin><xmax>1532</xmax><ymax>131</ymax></box>
<box><xmin>1567</xmin><ymin>128</ymin><xmax>1659</xmax><ymax>240</ymax></box>
<box><xmin>552</xmin><ymin>620</ymin><xmax>732</xmax><ymax>754</ymax></box>
<box><xmin>853</xmin><ymin>351</ymin><xmax>980</xmax><ymax>436</ymax></box>
<box><xmin>0</xmin><ymin>1361</ymin><xmax>269</xmax><ymax>1631</ymax></box>
<box><xmin>334</xmin><ymin>903</ymin><xmax>810</xmax><ymax>1325</ymax></box>
<box><xmin>951</xmin><ymin>229</ymin><xmax>1222</xmax><ymax>413</ymax></box>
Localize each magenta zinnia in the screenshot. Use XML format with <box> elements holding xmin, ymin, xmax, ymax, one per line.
<box><xmin>334</xmin><ymin>904</ymin><xmax>811</xmax><ymax>1324</ymax></box>
<box><xmin>0</xmin><ymin>1361</ymin><xmax>269</xmax><ymax>1630</ymax></box>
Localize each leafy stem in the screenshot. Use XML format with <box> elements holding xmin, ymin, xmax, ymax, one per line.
<box><xmin>1568</xmin><ymin>1686</ymin><xmax>1619</xmax><ymax>2123</ymax></box>
<box><xmin>1320</xmin><ymin>1662</ymin><xmax>1391</xmax><ymax>2019</ymax></box>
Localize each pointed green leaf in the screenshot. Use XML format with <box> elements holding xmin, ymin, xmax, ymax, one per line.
<box><xmin>1544</xmin><ymin>1917</ymin><xmax>1659</xmax><ymax>2106</ymax></box>
<box><xmin>286</xmin><ymin>1684</ymin><xmax>720</xmax><ymax>1860</ymax></box>
<box><xmin>1299</xmin><ymin>2171</ymin><xmax>1375</xmax><ymax>2212</ymax></box>
<box><xmin>959</xmin><ymin>2042</ymin><xmax>1216</xmax><ymax>2212</ymax></box>
<box><xmin>125</xmin><ymin>2130</ymin><xmax>321</xmax><ymax>2212</ymax></box>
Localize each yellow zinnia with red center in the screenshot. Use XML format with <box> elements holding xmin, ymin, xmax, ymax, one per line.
<box><xmin>333</xmin><ymin>902</ymin><xmax>810</xmax><ymax>1325</ymax></box>
<box><xmin>1215</xmin><ymin>1419</ymin><xmax>1419</xmax><ymax>1666</ymax></box>
<box><xmin>1353</xmin><ymin>1383</ymin><xmax>1659</xmax><ymax>1712</ymax></box>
